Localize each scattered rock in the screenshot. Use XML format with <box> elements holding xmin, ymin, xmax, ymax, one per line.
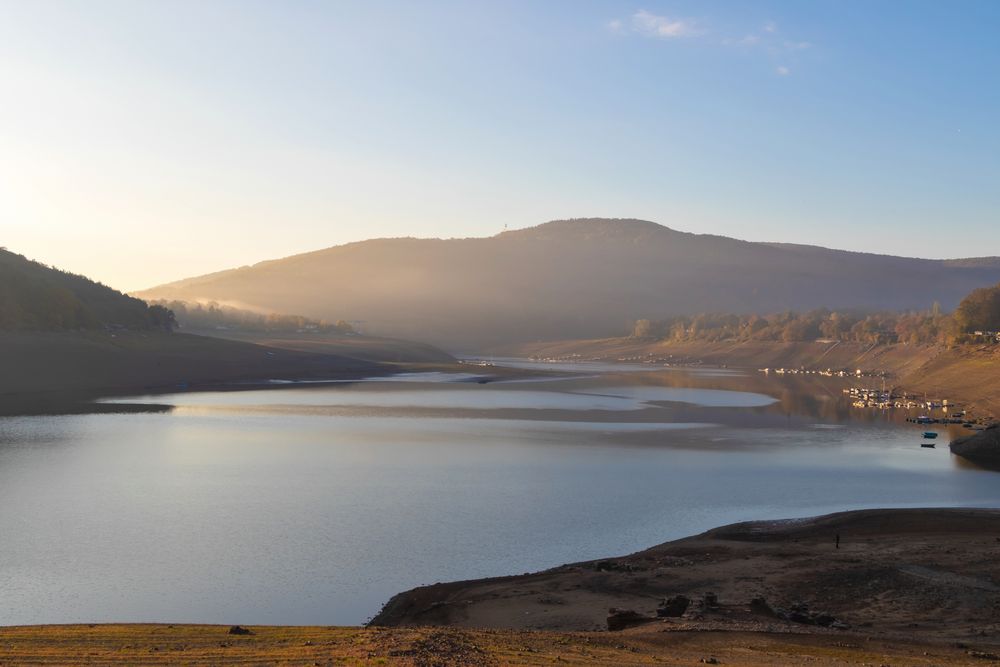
<box><xmin>749</xmin><ymin>597</ymin><xmax>778</xmax><ymax>617</ymax></box>
<box><xmin>607</xmin><ymin>608</ymin><xmax>655</xmax><ymax>631</ymax></box>
<box><xmin>771</xmin><ymin>602</ymin><xmax>847</xmax><ymax>628</ymax></box>
<box><xmin>787</xmin><ymin>612</ymin><xmax>813</xmax><ymax>624</ymax></box>
<box><xmin>659</xmin><ymin>556</ymin><xmax>694</xmax><ymax>567</ymax></box>
<box><xmin>594</xmin><ymin>560</ymin><xmax>634</xmax><ymax>572</ymax></box>
<box><xmin>814</xmin><ymin>613</ymin><xmax>837</xmax><ymax>627</ymax></box>
<box><xmin>227</xmin><ymin>626</ymin><xmax>253</xmax><ymax>636</ymax></box>
<box><xmin>657</xmin><ymin>595</ymin><xmax>691</xmax><ymax>618</ymax></box>
<box><xmin>785</xmin><ymin>609</ymin><xmax>814</xmax><ymax>625</ymax></box>
<box><xmin>703</xmin><ymin>592</ymin><xmax>719</xmax><ymax>608</ymax></box>
<box><xmin>969</xmin><ymin>650</ymin><xmax>1000</xmax><ymax>660</ymax></box>
<box><xmin>389</xmin><ymin>629</ymin><xmax>495</xmax><ymax>666</ymax></box>
<box><xmin>536</xmin><ymin>595</ymin><xmax>566</xmax><ymax>606</ymax></box>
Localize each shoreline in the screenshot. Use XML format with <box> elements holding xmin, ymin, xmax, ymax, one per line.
<box><xmin>5</xmin><ymin>508</ymin><xmax>1000</xmax><ymax>664</ymax></box>
<box><xmin>501</xmin><ymin>337</ymin><xmax>1000</xmax><ymax>420</ymax></box>
<box><xmin>7</xmin><ymin>353</ymin><xmax>1000</xmax><ymax>661</ymax></box>
<box><xmin>0</xmin><ymin>329</ymin><xmax>467</xmax><ymax>417</ymax></box>
<box><xmin>0</xmin><ymin>362</ymin><xmax>552</xmax><ymax>417</ymax></box>
<box><xmin>371</xmin><ymin>507</ymin><xmax>1000</xmax><ymax>644</ymax></box>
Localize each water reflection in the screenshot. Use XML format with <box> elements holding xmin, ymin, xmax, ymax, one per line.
<box><xmin>0</xmin><ymin>360</ymin><xmax>995</xmax><ymax>628</ymax></box>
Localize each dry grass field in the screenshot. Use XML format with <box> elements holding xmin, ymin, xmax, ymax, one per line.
<box><xmin>0</xmin><ymin>623</ymin><xmax>991</xmax><ymax>666</ymax></box>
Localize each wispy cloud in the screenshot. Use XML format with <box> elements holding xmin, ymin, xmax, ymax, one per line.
<box><xmin>609</xmin><ymin>11</ymin><xmax>811</xmax><ymax>76</ymax></box>
<box><xmin>722</xmin><ymin>21</ymin><xmax>811</xmax><ymax>75</ymax></box>
<box><xmin>610</xmin><ymin>10</ymin><xmax>700</xmax><ymax>39</ymax></box>
<box><xmin>734</xmin><ymin>34</ymin><xmax>760</xmax><ymax>46</ymax></box>
<box><xmin>725</xmin><ymin>21</ymin><xmax>811</xmax><ymax>57</ymax></box>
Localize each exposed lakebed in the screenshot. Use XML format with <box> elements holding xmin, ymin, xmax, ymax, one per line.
<box><xmin>0</xmin><ymin>360</ymin><xmax>997</xmax><ymax>625</ymax></box>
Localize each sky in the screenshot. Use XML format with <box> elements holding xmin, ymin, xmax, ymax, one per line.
<box><xmin>1</xmin><ymin>1</ymin><xmax>998</xmax><ymax>291</ymax></box>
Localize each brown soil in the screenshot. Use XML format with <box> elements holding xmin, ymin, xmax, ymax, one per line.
<box><xmin>373</xmin><ymin>508</ymin><xmax>1000</xmax><ymax>647</ymax></box>
<box><xmin>1</xmin><ymin>623</ymin><xmax>994</xmax><ymax>665</ymax></box>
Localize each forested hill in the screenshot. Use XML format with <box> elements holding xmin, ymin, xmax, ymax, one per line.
<box><xmin>0</xmin><ymin>248</ymin><xmax>172</xmax><ymax>331</ymax></box>
<box><xmin>136</xmin><ymin>218</ymin><xmax>1000</xmax><ymax>349</ymax></box>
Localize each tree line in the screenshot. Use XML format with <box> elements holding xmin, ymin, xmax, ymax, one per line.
<box><xmin>629</xmin><ymin>282</ymin><xmax>1000</xmax><ymax>346</ymax></box>
<box><xmin>152</xmin><ymin>300</ymin><xmax>355</xmax><ymax>335</ymax></box>
<box><xmin>0</xmin><ymin>249</ymin><xmax>175</xmax><ymax>331</ymax></box>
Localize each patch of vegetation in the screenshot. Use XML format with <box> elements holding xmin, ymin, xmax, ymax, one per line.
<box><xmin>152</xmin><ymin>299</ymin><xmax>355</xmax><ymax>334</ymax></box>
<box><xmin>954</xmin><ymin>282</ymin><xmax>1000</xmax><ymax>335</ymax></box>
<box><xmin>630</xmin><ymin>283</ymin><xmax>1000</xmax><ymax>346</ymax></box>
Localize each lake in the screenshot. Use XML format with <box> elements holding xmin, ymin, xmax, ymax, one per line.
<box><xmin>0</xmin><ymin>361</ymin><xmax>997</xmax><ymax>626</ymax></box>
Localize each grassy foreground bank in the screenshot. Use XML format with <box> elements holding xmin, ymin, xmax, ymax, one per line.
<box><xmin>0</xmin><ymin>623</ymin><xmax>989</xmax><ymax>665</ymax></box>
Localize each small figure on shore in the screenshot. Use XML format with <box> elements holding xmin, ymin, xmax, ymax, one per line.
<box><xmin>835</xmin><ymin>533</ymin><xmax>840</xmax><ymax>549</ymax></box>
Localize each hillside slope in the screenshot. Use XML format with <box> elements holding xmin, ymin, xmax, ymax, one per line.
<box><xmin>0</xmin><ymin>249</ymin><xmax>453</xmax><ymax>410</ymax></box>
<box><xmin>0</xmin><ymin>330</ymin><xmax>385</xmax><ymax>413</ymax></box>
<box><xmin>0</xmin><ymin>248</ymin><xmax>164</xmax><ymax>330</ymax></box>
<box><xmin>136</xmin><ymin>219</ymin><xmax>1000</xmax><ymax>349</ymax></box>
<box><xmin>188</xmin><ymin>329</ymin><xmax>455</xmax><ymax>364</ymax></box>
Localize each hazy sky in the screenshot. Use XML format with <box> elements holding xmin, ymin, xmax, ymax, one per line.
<box><xmin>2</xmin><ymin>1</ymin><xmax>998</xmax><ymax>291</ymax></box>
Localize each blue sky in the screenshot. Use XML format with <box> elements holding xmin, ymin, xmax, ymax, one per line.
<box><xmin>1</xmin><ymin>1</ymin><xmax>998</xmax><ymax>290</ymax></box>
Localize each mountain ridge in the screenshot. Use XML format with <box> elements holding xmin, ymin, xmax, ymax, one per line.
<box><xmin>136</xmin><ymin>218</ymin><xmax>1000</xmax><ymax>349</ymax></box>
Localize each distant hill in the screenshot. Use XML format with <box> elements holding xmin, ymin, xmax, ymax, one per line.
<box><xmin>136</xmin><ymin>219</ymin><xmax>1000</xmax><ymax>349</ymax></box>
<box><xmin>0</xmin><ymin>248</ymin><xmax>168</xmax><ymax>330</ymax></box>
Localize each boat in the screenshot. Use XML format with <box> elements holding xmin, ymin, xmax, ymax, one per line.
<box><xmin>923</xmin><ymin>432</ymin><xmax>938</xmax><ymax>439</ymax></box>
<box><xmin>921</xmin><ymin>443</ymin><xmax>936</xmax><ymax>448</ymax></box>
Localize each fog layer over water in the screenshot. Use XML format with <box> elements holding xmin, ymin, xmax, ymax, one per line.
<box><xmin>0</xmin><ymin>362</ymin><xmax>997</xmax><ymax>625</ymax></box>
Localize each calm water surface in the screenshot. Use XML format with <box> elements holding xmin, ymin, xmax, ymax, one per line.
<box><xmin>0</xmin><ymin>361</ymin><xmax>997</xmax><ymax>625</ymax></box>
